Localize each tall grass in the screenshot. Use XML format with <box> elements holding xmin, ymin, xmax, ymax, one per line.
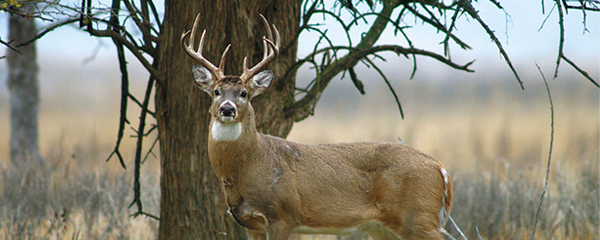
<box><xmin>0</xmin><ymin>135</ymin><xmax>160</xmax><ymax>240</ymax></box>
<box><xmin>0</xmin><ymin>78</ymin><xmax>597</xmax><ymax>239</ymax></box>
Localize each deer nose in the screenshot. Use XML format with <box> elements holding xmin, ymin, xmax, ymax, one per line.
<box><xmin>220</xmin><ymin>103</ymin><xmax>236</xmax><ymax>117</ymax></box>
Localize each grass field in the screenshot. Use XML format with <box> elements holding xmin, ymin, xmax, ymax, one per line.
<box><xmin>0</xmin><ymin>74</ymin><xmax>598</xmax><ymax>239</ymax></box>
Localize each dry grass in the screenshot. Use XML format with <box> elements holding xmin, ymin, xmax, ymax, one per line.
<box><xmin>0</xmin><ymin>76</ymin><xmax>597</xmax><ymax>239</ymax></box>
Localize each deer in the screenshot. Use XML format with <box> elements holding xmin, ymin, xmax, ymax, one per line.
<box><xmin>181</xmin><ymin>13</ymin><xmax>453</xmax><ymax>240</ymax></box>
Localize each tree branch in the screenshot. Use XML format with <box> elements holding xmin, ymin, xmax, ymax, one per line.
<box><xmin>0</xmin><ymin>37</ymin><xmax>20</xmax><ymax>54</ymax></box>
<box><xmin>460</xmin><ymin>0</ymin><xmax>524</xmax><ymax>89</ymax></box>
<box><xmin>129</xmin><ymin>73</ymin><xmax>156</xmax><ymax>220</ymax></box>
<box><xmin>404</xmin><ymin>3</ymin><xmax>471</xmax><ymax>50</ymax></box>
<box><xmin>561</xmin><ymin>55</ymin><xmax>599</xmax><ymax>87</ymax></box>
<box><xmin>86</xmin><ymin>27</ymin><xmax>163</xmax><ymax>84</ymax></box>
<box><xmin>285</xmin><ymin>2</ymin><xmax>397</xmax><ymax>121</ymax></box>
<box><xmin>285</xmin><ymin>44</ymin><xmax>474</xmax><ymax>121</ymax></box>
<box><xmin>529</xmin><ymin>63</ymin><xmax>555</xmax><ymax>240</ymax></box>
<box><xmin>553</xmin><ymin>0</ymin><xmax>566</xmax><ymax>79</ymax></box>
<box><xmin>364</xmin><ymin>58</ymin><xmax>404</xmax><ymax>119</ymax></box>
<box><xmin>14</xmin><ymin>18</ymin><xmax>80</xmax><ymax>48</ymax></box>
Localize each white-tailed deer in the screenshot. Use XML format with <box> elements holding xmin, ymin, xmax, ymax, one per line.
<box><xmin>182</xmin><ymin>13</ymin><xmax>453</xmax><ymax>240</ymax></box>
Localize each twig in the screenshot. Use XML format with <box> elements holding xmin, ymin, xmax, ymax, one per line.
<box><xmin>537</xmin><ymin>3</ymin><xmax>557</xmax><ymax>31</ymax></box>
<box><xmin>15</xmin><ymin>18</ymin><xmax>81</xmax><ymax>48</ymax></box>
<box><xmin>0</xmin><ymin>38</ymin><xmax>20</xmax><ymax>54</ymax></box>
<box><xmin>142</xmin><ymin>135</ymin><xmax>159</xmax><ymax>164</ymax></box>
<box><xmin>404</xmin><ymin>4</ymin><xmax>472</xmax><ymax>50</ymax></box>
<box><xmin>560</xmin><ymin>55</ymin><xmax>599</xmax><ymax>88</ymax></box>
<box><xmin>286</xmin><ymin>2</ymin><xmax>398</xmax><ymax>122</ymax></box>
<box><xmin>130</xmin><ymin>211</ymin><xmax>160</xmax><ymax>220</ymax></box>
<box><xmin>460</xmin><ymin>0</ymin><xmax>524</xmax><ymax>90</ymax></box>
<box><xmin>442</xmin><ymin>3</ymin><xmax>463</xmax><ymax>57</ymax></box>
<box><xmin>553</xmin><ymin>0</ymin><xmax>566</xmax><ymax>79</ymax></box>
<box><xmin>129</xmin><ymin>72</ymin><xmax>156</xmax><ymax>218</ymax></box>
<box><xmin>529</xmin><ymin>63</ymin><xmax>555</xmax><ymax>240</ymax></box>
<box><xmin>347</xmin><ymin>67</ymin><xmax>365</xmax><ymax>95</ymax></box>
<box><xmin>128</xmin><ymin>93</ymin><xmax>156</xmax><ymax>116</ymax></box>
<box><xmin>104</xmin><ymin>0</ymin><xmax>129</xmax><ymax>170</ymax></box>
<box><xmin>286</xmin><ymin>43</ymin><xmax>474</xmax><ymax>121</ymax></box>
<box><xmin>364</xmin><ymin>58</ymin><xmax>404</xmax><ymax>119</ymax></box>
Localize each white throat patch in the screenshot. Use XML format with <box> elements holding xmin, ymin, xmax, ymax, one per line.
<box><xmin>211</xmin><ymin>121</ymin><xmax>242</xmax><ymax>141</ymax></box>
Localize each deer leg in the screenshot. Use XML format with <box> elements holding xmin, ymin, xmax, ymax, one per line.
<box><xmin>365</xmin><ymin>226</ymin><xmax>402</xmax><ymax>240</ymax></box>
<box><xmin>248</xmin><ymin>230</ymin><xmax>267</xmax><ymax>240</ymax></box>
<box><xmin>394</xmin><ymin>216</ymin><xmax>444</xmax><ymax>240</ymax></box>
<box><xmin>266</xmin><ymin>221</ymin><xmax>291</xmax><ymax>240</ymax></box>
<box><xmin>397</xmin><ymin>228</ymin><xmax>443</xmax><ymax>240</ymax></box>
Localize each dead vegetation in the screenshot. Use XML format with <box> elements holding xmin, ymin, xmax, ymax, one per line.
<box><xmin>0</xmin><ymin>77</ymin><xmax>597</xmax><ymax>239</ymax></box>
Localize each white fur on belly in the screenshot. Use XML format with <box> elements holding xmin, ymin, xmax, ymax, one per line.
<box><xmin>211</xmin><ymin>122</ymin><xmax>242</xmax><ymax>141</ymax></box>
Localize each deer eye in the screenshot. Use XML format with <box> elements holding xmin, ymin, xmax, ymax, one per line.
<box><xmin>214</xmin><ymin>89</ymin><xmax>220</xmax><ymax>96</ymax></box>
<box><xmin>240</xmin><ymin>91</ymin><xmax>247</xmax><ymax>98</ymax></box>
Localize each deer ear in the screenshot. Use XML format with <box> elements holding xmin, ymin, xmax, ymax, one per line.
<box><xmin>192</xmin><ymin>64</ymin><xmax>214</xmax><ymax>94</ymax></box>
<box><xmin>249</xmin><ymin>70</ymin><xmax>273</xmax><ymax>98</ymax></box>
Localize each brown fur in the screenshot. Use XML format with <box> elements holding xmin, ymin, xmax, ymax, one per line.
<box><xmin>183</xmin><ymin>14</ymin><xmax>452</xmax><ymax>239</ymax></box>
<box><xmin>206</xmin><ymin>96</ymin><xmax>452</xmax><ymax>240</ymax></box>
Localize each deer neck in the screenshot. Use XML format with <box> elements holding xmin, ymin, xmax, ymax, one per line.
<box><xmin>208</xmin><ymin>108</ymin><xmax>263</xmax><ymax>176</ymax></box>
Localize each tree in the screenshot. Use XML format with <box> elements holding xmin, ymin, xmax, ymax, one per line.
<box><xmin>2</xmin><ymin>0</ymin><xmax>47</xmax><ymax>221</ymax></box>
<box><xmin>5</xmin><ymin>1</ymin><xmax>45</xmax><ymax>185</ymax></box>
<box><xmin>1</xmin><ymin>0</ymin><xmax>598</xmax><ymax>239</ymax></box>
<box><xmin>154</xmin><ymin>1</ymin><xmax>301</xmax><ymax>238</ymax></box>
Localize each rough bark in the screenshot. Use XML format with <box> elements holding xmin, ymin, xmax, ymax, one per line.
<box><xmin>7</xmin><ymin>3</ymin><xmax>44</xmax><ymax>181</ymax></box>
<box><xmin>155</xmin><ymin>0</ymin><xmax>300</xmax><ymax>239</ymax></box>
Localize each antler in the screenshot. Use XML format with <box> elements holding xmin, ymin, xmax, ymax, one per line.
<box><xmin>239</xmin><ymin>14</ymin><xmax>280</xmax><ymax>82</ymax></box>
<box><xmin>181</xmin><ymin>13</ymin><xmax>230</xmax><ymax>80</ymax></box>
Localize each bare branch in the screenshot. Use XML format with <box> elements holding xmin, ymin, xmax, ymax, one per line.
<box><xmin>286</xmin><ymin>1</ymin><xmax>397</xmax><ymax>121</ymax></box>
<box><xmin>364</xmin><ymin>58</ymin><xmax>404</xmax><ymax>119</ymax></box>
<box><xmin>553</xmin><ymin>0</ymin><xmax>566</xmax><ymax>79</ymax></box>
<box><xmin>129</xmin><ymin>93</ymin><xmax>156</xmax><ymax>116</ymax></box>
<box><xmin>442</xmin><ymin>3</ymin><xmax>463</xmax><ymax>57</ymax></box>
<box><xmin>0</xmin><ymin>37</ymin><xmax>20</xmax><ymax>54</ymax></box>
<box><xmin>14</xmin><ymin>18</ymin><xmax>80</xmax><ymax>48</ymax></box>
<box><xmin>460</xmin><ymin>0</ymin><xmax>524</xmax><ymax>89</ymax></box>
<box><xmin>348</xmin><ymin>67</ymin><xmax>365</xmax><ymax>95</ymax></box>
<box><xmin>87</xmin><ymin>27</ymin><xmax>163</xmax><ymax>84</ymax></box>
<box><xmin>561</xmin><ymin>55</ymin><xmax>599</xmax><ymax>87</ymax></box>
<box><xmin>130</xmin><ymin>75</ymin><xmax>156</xmax><ymax>220</ymax></box>
<box><xmin>107</xmin><ymin>42</ymin><xmax>129</xmax><ymax>169</ymax></box>
<box><xmin>142</xmin><ymin>133</ymin><xmax>159</xmax><ymax>164</ymax></box>
<box><xmin>538</xmin><ymin>0</ymin><xmax>598</xmax><ymax>85</ymax></box>
<box><xmin>122</xmin><ymin>0</ymin><xmax>158</xmax><ymax>53</ymax></box>
<box><xmin>529</xmin><ymin>63</ymin><xmax>555</xmax><ymax>240</ymax></box>
<box><xmin>285</xmin><ymin>44</ymin><xmax>474</xmax><ymax>121</ymax></box>
<box><xmin>565</xmin><ymin>4</ymin><xmax>600</xmax><ymax>11</ymax></box>
<box><xmin>404</xmin><ymin>3</ymin><xmax>472</xmax><ymax>50</ymax></box>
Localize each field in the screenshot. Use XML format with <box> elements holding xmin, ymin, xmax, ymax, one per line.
<box><xmin>0</xmin><ymin>72</ymin><xmax>598</xmax><ymax>239</ymax></box>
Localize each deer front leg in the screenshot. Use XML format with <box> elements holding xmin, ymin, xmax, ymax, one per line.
<box><xmin>266</xmin><ymin>221</ymin><xmax>292</xmax><ymax>240</ymax></box>
<box><xmin>248</xmin><ymin>229</ymin><xmax>267</xmax><ymax>240</ymax></box>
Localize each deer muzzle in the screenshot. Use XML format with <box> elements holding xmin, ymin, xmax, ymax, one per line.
<box><xmin>219</xmin><ymin>101</ymin><xmax>236</xmax><ymax>121</ymax></box>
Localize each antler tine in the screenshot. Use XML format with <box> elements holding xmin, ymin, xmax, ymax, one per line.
<box><xmin>181</xmin><ymin>13</ymin><xmax>226</xmax><ymax>79</ymax></box>
<box><xmin>240</xmin><ymin>15</ymin><xmax>280</xmax><ymax>82</ymax></box>
<box><xmin>259</xmin><ymin>14</ymin><xmax>273</xmax><ymax>46</ymax></box>
<box><xmin>258</xmin><ymin>14</ymin><xmax>281</xmax><ymax>59</ymax></box>
<box><xmin>219</xmin><ymin>44</ymin><xmax>231</xmax><ymax>72</ymax></box>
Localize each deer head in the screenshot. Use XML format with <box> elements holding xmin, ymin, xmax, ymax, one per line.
<box><xmin>181</xmin><ymin>14</ymin><xmax>280</xmax><ymax>130</ymax></box>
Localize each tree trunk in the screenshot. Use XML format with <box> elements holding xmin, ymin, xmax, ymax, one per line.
<box><xmin>155</xmin><ymin>0</ymin><xmax>300</xmax><ymax>239</ymax></box>
<box><xmin>7</xmin><ymin>3</ymin><xmax>44</xmax><ymax>182</ymax></box>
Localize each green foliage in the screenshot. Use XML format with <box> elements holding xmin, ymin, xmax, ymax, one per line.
<box><xmin>0</xmin><ymin>0</ymin><xmax>22</xmax><ymax>9</ymax></box>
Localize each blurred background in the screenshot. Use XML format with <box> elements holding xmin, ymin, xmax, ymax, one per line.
<box><xmin>0</xmin><ymin>0</ymin><xmax>598</xmax><ymax>239</ymax></box>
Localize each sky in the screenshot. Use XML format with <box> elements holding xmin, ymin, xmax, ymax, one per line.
<box><xmin>0</xmin><ymin>1</ymin><xmax>598</xmax><ymax>92</ymax></box>
<box><xmin>0</xmin><ymin>1</ymin><xmax>598</xmax><ymax>111</ymax></box>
